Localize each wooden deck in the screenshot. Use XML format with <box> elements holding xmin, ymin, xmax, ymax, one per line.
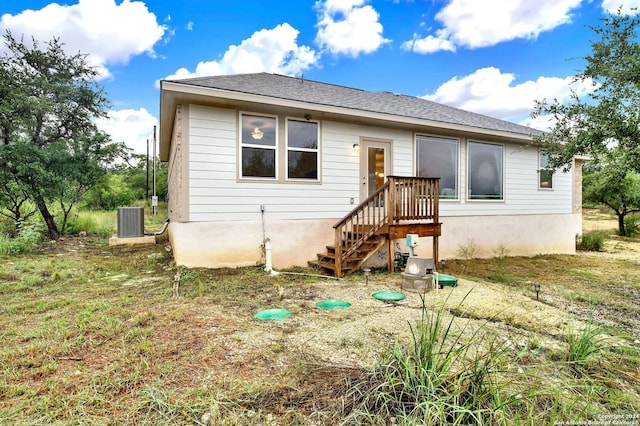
<box><xmin>310</xmin><ymin>176</ymin><xmax>441</xmax><ymax>277</ymax></box>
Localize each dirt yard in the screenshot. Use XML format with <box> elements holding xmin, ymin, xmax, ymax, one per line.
<box><xmin>2</xmin><ymin>208</ymin><xmax>639</xmax><ymax>424</ymax></box>
<box><xmin>205</xmin><ymin>208</ymin><xmax>639</xmax><ymax>369</ymax></box>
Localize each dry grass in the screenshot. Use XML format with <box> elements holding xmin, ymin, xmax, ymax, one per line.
<box><xmin>1</xmin><ymin>209</ymin><xmax>639</xmax><ymax>424</ymax></box>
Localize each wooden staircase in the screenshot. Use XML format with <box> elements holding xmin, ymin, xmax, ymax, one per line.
<box><xmin>310</xmin><ymin>176</ymin><xmax>441</xmax><ymax>278</ymax></box>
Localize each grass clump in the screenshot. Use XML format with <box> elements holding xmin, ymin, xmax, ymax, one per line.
<box><xmin>341</xmin><ymin>294</ymin><xmax>515</xmax><ymax>425</ymax></box>
<box><xmin>565</xmin><ymin>320</ymin><xmax>609</xmax><ymax>372</ymax></box>
<box><xmin>576</xmin><ymin>230</ymin><xmax>608</xmax><ymax>251</ymax></box>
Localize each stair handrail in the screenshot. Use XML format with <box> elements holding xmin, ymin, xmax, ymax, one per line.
<box><xmin>332</xmin><ymin>181</ymin><xmax>390</xmax><ymax>277</ymax></box>
<box><xmin>332</xmin><ymin>176</ymin><xmax>440</xmax><ymax>277</ymax></box>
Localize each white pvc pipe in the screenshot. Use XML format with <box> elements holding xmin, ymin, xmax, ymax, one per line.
<box><xmin>264</xmin><ymin>240</ymin><xmax>273</xmax><ymax>272</ymax></box>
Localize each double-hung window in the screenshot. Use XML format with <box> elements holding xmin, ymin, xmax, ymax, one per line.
<box><xmin>240</xmin><ymin>114</ymin><xmax>277</xmax><ymax>179</ymax></box>
<box><xmin>286</xmin><ymin>119</ymin><xmax>319</xmax><ymax>180</ymax></box>
<box><xmin>416</xmin><ymin>135</ymin><xmax>459</xmax><ymax>199</ymax></box>
<box><xmin>468</xmin><ymin>141</ymin><xmax>504</xmax><ymax>200</ymax></box>
<box><xmin>539</xmin><ymin>151</ymin><xmax>553</xmax><ymax>189</ymax></box>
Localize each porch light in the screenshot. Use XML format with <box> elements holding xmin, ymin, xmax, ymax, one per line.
<box><xmin>352</xmin><ymin>143</ymin><xmax>360</xmax><ymax>152</ymax></box>
<box><xmin>251</xmin><ymin>127</ymin><xmax>264</xmax><ymax>140</ymax></box>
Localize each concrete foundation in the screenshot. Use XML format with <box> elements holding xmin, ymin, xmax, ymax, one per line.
<box><xmin>109</xmin><ymin>235</ymin><xmax>156</xmax><ymax>246</ymax></box>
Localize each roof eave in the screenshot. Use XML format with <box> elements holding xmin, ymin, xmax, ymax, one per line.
<box><xmin>159</xmin><ymin>81</ymin><xmax>535</xmax><ymax>159</ymax></box>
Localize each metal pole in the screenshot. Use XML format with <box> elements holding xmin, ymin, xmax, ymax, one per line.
<box><xmin>145</xmin><ymin>138</ymin><xmax>149</xmax><ymax>200</ymax></box>
<box><xmin>153</xmin><ymin>126</ymin><xmax>157</xmax><ymax>216</ymax></box>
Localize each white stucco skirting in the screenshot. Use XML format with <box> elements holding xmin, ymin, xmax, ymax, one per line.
<box><xmin>423</xmin><ymin>213</ymin><xmax>581</xmax><ymax>260</ymax></box>
<box><xmin>169</xmin><ymin>213</ymin><xmax>581</xmax><ymax>270</ymax></box>
<box><xmin>168</xmin><ymin>219</ymin><xmax>336</xmax><ymax>269</ymax></box>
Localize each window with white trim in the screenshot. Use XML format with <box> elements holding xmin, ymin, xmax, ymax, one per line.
<box><xmin>240</xmin><ymin>114</ymin><xmax>277</xmax><ymax>179</ymax></box>
<box><xmin>416</xmin><ymin>135</ymin><xmax>459</xmax><ymax>199</ymax></box>
<box><xmin>286</xmin><ymin>119</ymin><xmax>319</xmax><ymax>180</ymax></box>
<box><xmin>468</xmin><ymin>141</ymin><xmax>504</xmax><ymax>200</ymax></box>
<box><xmin>539</xmin><ymin>151</ymin><xmax>554</xmax><ymax>189</ymax></box>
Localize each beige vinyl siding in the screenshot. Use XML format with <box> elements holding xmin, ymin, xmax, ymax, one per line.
<box><xmin>439</xmin><ymin>141</ymin><xmax>573</xmax><ymax>216</ymax></box>
<box><xmin>188</xmin><ymin>105</ymin><xmax>373</xmax><ymax>222</ymax></box>
<box><xmin>186</xmin><ymin>104</ymin><xmax>574</xmax><ymax>223</ymax></box>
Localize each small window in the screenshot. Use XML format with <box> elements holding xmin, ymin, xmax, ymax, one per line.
<box><xmin>539</xmin><ymin>151</ymin><xmax>553</xmax><ymax>189</ymax></box>
<box><xmin>416</xmin><ymin>135</ymin><xmax>459</xmax><ymax>199</ymax></box>
<box><xmin>286</xmin><ymin>119</ymin><xmax>319</xmax><ymax>180</ymax></box>
<box><xmin>241</xmin><ymin>114</ymin><xmax>276</xmax><ymax>179</ymax></box>
<box><xmin>468</xmin><ymin>141</ymin><xmax>503</xmax><ymax>200</ymax></box>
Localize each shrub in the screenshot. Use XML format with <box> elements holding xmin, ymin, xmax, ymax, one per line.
<box><xmin>0</xmin><ymin>221</ymin><xmax>45</xmax><ymax>255</ymax></box>
<box><xmin>456</xmin><ymin>239</ymin><xmax>478</xmax><ymax>260</ymax></box>
<box><xmin>624</xmin><ymin>214</ymin><xmax>639</xmax><ymax>236</ymax></box>
<box><xmin>576</xmin><ymin>231</ymin><xmax>607</xmax><ymax>251</ymax></box>
<box><xmin>83</xmin><ymin>174</ymin><xmax>136</xmax><ymax>210</ymax></box>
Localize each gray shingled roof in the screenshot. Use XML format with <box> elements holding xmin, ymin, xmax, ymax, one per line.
<box><xmin>168</xmin><ymin>73</ymin><xmax>541</xmax><ymax>137</ymax></box>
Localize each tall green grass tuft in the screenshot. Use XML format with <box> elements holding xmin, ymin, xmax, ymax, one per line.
<box><xmin>576</xmin><ymin>230</ymin><xmax>607</xmax><ymax>251</ymax></box>
<box><xmin>565</xmin><ymin>320</ymin><xmax>608</xmax><ymax>371</ymax></box>
<box><xmin>64</xmin><ymin>211</ymin><xmax>116</xmax><ymax>236</ymax></box>
<box><xmin>341</xmin><ymin>294</ymin><xmax>515</xmax><ymax>425</ymax></box>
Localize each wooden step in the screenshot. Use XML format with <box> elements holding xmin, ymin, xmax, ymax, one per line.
<box><xmin>308</xmin><ymin>260</ymin><xmax>354</xmax><ymax>275</ymax></box>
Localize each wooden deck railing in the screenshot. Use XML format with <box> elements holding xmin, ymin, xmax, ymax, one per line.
<box><xmin>332</xmin><ymin>176</ymin><xmax>439</xmax><ymax>277</ymax></box>
<box><xmin>389</xmin><ymin>176</ymin><xmax>439</xmax><ymax>224</ymax></box>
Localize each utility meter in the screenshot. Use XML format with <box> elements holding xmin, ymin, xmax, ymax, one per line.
<box><xmin>406</xmin><ymin>234</ymin><xmax>419</xmax><ymax>248</ymax></box>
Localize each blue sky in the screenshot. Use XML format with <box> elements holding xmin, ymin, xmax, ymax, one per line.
<box><xmin>1</xmin><ymin>0</ymin><xmax>638</xmax><ymax>154</ymax></box>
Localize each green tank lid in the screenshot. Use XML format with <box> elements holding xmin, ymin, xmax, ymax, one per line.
<box><xmin>437</xmin><ymin>274</ymin><xmax>458</xmax><ymax>287</ymax></box>
<box><xmin>316</xmin><ymin>300</ymin><xmax>352</xmax><ymax>309</ymax></box>
<box><xmin>254</xmin><ymin>308</ymin><xmax>292</xmax><ymax>320</ymax></box>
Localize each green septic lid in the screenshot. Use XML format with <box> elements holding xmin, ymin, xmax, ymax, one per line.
<box><xmin>437</xmin><ymin>274</ymin><xmax>458</xmax><ymax>287</ymax></box>
<box><xmin>372</xmin><ymin>290</ymin><xmax>406</xmax><ymax>302</ymax></box>
<box><xmin>254</xmin><ymin>308</ymin><xmax>292</xmax><ymax>320</ymax></box>
<box><xmin>316</xmin><ymin>300</ymin><xmax>352</xmax><ymax>309</ymax></box>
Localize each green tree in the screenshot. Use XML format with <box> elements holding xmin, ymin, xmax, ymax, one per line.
<box><xmin>583</xmin><ymin>164</ymin><xmax>640</xmax><ymax>236</ymax></box>
<box><xmin>532</xmin><ymin>11</ymin><xmax>640</xmax><ymax>236</ymax></box>
<box><xmin>0</xmin><ymin>31</ymin><xmax>124</xmax><ymax>239</ymax></box>
<box><xmin>83</xmin><ymin>174</ymin><xmax>136</xmax><ymax>211</ymax></box>
<box><xmin>0</xmin><ymin>175</ymin><xmax>37</xmax><ymax>236</ymax></box>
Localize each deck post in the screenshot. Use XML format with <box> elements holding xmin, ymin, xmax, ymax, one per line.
<box><xmin>433</xmin><ymin>179</ymin><xmax>439</xmax><ymax>270</ymax></box>
<box><xmin>388</xmin><ymin>176</ymin><xmax>396</xmax><ymax>225</ymax></box>
<box><xmin>387</xmin><ymin>177</ymin><xmax>396</xmax><ymax>274</ymax></box>
<box><xmin>387</xmin><ymin>238</ymin><xmax>394</xmax><ymax>273</ymax></box>
<box><xmin>334</xmin><ymin>228</ymin><xmax>343</xmax><ymax>278</ymax></box>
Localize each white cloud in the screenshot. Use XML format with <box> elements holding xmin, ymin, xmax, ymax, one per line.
<box><xmin>161</xmin><ymin>23</ymin><xmax>318</xmax><ymax>82</ymax></box>
<box><xmin>403</xmin><ymin>0</ymin><xmax>581</xmax><ymax>54</ymax></box>
<box><xmin>401</xmin><ymin>30</ymin><xmax>456</xmax><ymax>54</ymax></box>
<box><xmin>0</xmin><ymin>0</ymin><xmax>165</xmax><ymax>79</ymax></box>
<box><xmin>601</xmin><ymin>0</ymin><xmax>640</xmax><ymax>14</ymax></box>
<box><xmin>519</xmin><ymin>113</ymin><xmax>558</xmax><ymax>131</ymax></box>
<box><xmin>95</xmin><ymin>108</ymin><xmax>158</xmax><ymax>155</ymax></box>
<box><xmin>424</xmin><ymin>67</ymin><xmax>595</xmax><ymax>126</ymax></box>
<box><xmin>315</xmin><ymin>0</ymin><xmax>391</xmax><ymax>57</ymax></box>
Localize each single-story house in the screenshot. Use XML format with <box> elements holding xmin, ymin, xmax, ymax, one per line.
<box><xmin>159</xmin><ymin>72</ymin><xmax>584</xmax><ymax>276</ymax></box>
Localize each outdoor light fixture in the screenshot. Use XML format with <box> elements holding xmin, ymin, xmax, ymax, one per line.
<box><xmin>251</xmin><ymin>127</ymin><xmax>264</xmax><ymax>140</ymax></box>
<box><xmin>440</xmin><ymin>259</ymin><xmax>446</xmax><ymax>272</ymax></box>
<box><xmin>352</xmin><ymin>143</ymin><xmax>360</xmax><ymax>152</ymax></box>
<box><xmin>532</xmin><ymin>282</ymin><xmax>541</xmax><ymax>300</ymax></box>
<box><xmin>364</xmin><ymin>268</ymin><xmax>371</xmax><ymax>286</ymax></box>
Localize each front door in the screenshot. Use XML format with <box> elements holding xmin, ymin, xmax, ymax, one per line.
<box><xmin>360</xmin><ymin>140</ymin><xmax>391</xmax><ymax>201</ymax></box>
